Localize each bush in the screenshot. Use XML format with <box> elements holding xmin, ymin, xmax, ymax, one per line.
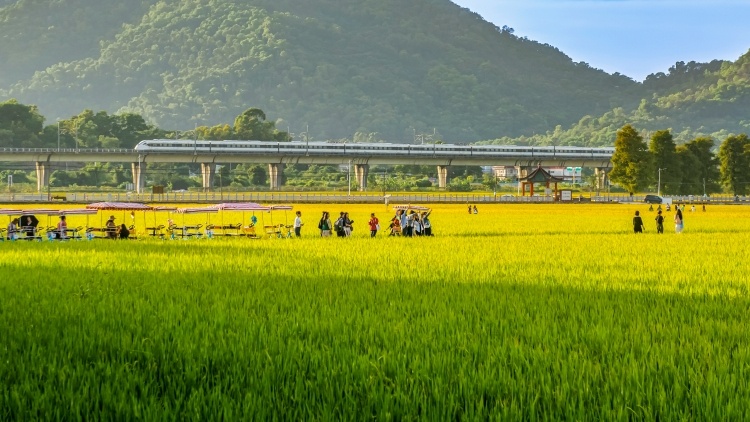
<box><xmin>415</xmin><ymin>178</ymin><xmax>433</xmax><ymax>188</ymax></box>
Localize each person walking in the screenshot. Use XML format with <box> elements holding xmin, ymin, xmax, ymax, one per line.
<box><xmin>318</xmin><ymin>211</ymin><xmax>332</xmax><ymax>237</ymax></box>
<box><xmin>633</xmin><ymin>210</ymin><xmax>645</xmax><ymax>233</ymax></box>
<box><xmin>293</xmin><ymin>211</ymin><xmax>303</xmax><ymax>237</ymax></box>
<box><xmin>398</xmin><ymin>209</ymin><xmax>407</xmax><ymax>236</ymax></box>
<box><xmin>389</xmin><ymin>216</ymin><xmax>401</xmax><ymax>236</ymax></box>
<box><xmin>674</xmin><ymin>208</ymin><xmax>684</xmax><ymax>233</ymax></box>
<box><xmin>368</xmin><ymin>213</ymin><xmax>379</xmax><ymax>237</ymax></box>
<box><xmin>343</xmin><ymin>212</ymin><xmax>354</xmax><ymax>237</ymax></box>
<box><xmin>334</xmin><ymin>212</ymin><xmax>346</xmax><ymax>237</ymax></box>
<box><xmin>655</xmin><ymin>210</ymin><xmax>664</xmax><ymax>234</ymax></box>
<box><xmin>405</xmin><ymin>211</ymin><xmax>416</xmax><ymax>237</ymax></box>
<box><xmin>422</xmin><ymin>211</ymin><xmax>433</xmax><ymax>236</ymax></box>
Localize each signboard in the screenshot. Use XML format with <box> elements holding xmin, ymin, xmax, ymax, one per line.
<box><xmin>561</xmin><ymin>190</ymin><xmax>572</xmax><ymax>201</ymax></box>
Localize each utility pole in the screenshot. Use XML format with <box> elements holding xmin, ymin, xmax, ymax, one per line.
<box><xmin>658</xmin><ymin>168</ymin><xmax>667</xmax><ymax>196</ymax></box>
<box><xmin>347</xmin><ymin>159</ymin><xmax>351</xmax><ymax>197</ymax></box>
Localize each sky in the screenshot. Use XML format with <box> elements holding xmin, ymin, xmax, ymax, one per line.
<box><xmin>452</xmin><ymin>0</ymin><xmax>750</xmax><ymax>81</ymax></box>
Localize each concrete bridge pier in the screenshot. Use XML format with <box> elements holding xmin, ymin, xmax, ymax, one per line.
<box><xmin>595</xmin><ymin>167</ymin><xmax>609</xmax><ymax>194</ymax></box>
<box><xmin>354</xmin><ymin>164</ymin><xmax>369</xmax><ymax>191</ymax></box>
<box><xmin>268</xmin><ymin>163</ymin><xmax>285</xmax><ymax>190</ymax></box>
<box><xmin>131</xmin><ymin>162</ymin><xmax>145</xmax><ymax>194</ymax></box>
<box><xmin>437</xmin><ymin>165</ymin><xmax>449</xmax><ymax>189</ymax></box>
<box><xmin>201</xmin><ymin>163</ymin><xmax>215</xmax><ymax>192</ymax></box>
<box><xmin>35</xmin><ymin>162</ymin><xmax>49</xmax><ymax>192</ymax></box>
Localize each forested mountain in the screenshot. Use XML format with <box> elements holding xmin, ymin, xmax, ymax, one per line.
<box><xmin>0</xmin><ymin>0</ymin><xmax>643</xmax><ymax>141</ymax></box>
<box><xmin>0</xmin><ymin>0</ymin><xmax>154</xmax><ymax>85</ymax></box>
<box><xmin>481</xmin><ymin>52</ymin><xmax>750</xmax><ymax>147</ymax></box>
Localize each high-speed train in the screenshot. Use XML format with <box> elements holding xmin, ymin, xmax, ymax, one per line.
<box><xmin>134</xmin><ymin>139</ymin><xmax>614</xmax><ymax>159</ymax></box>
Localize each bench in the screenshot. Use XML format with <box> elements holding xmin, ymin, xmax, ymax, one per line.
<box><xmin>208</xmin><ymin>223</ymin><xmax>242</xmax><ymax>236</ymax></box>
<box><xmin>44</xmin><ymin>226</ymin><xmax>84</xmax><ymax>240</ymax></box>
<box><xmin>51</xmin><ymin>195</ymin><xmax>67</xmax><ymax>201</ymax></box>
<box><xmin>168</xmin><ymin>224</ymin><xmax>202</xmax><ymax>239</ymax></box>
<box><xmin>86</xmin><ymin>227</ymin><xmax>117</xmax><ymax>239</ymax></box>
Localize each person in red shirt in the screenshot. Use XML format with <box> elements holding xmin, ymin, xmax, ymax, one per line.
<box><xmin>368</xmin><ymin>213</ymin><xmax>379</xmax><ymax>238</ymax></box>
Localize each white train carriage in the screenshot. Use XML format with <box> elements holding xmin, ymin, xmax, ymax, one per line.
<box><xmin>134</xmin><ymin>139</ymin><xmax>615</xmax><ymax>160</ymax></box>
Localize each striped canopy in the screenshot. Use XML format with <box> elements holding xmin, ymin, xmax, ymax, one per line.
<box><xmin>210</xmin><ymin>202</ymin><xmax>270</xmax><ymax>211</ymax></box>
<box><xmin>393</xmin><ymin>205</ymin><xmax>430</xmax><ymax>211</ymax></box>
<box><xmin>152</xmin><ymin>206</ymin><xmax>177</xmax><ymax>212</ymax></box>
<box><xmin>175</xmin><ymin>207</ymin><xmax>219</xmax><ymax>214</ymax></box>
<box><xmin>53</xmin><ymin>209</ymin><xmax>99</xmax><ymax>216</ymax></box>
<box><xmin>86</xmin><ymin>202</ymin><xmax>153</xmax><ymax>211</ymax></box>
<box><xmin>0</xmin><ymin>208</ymin><xmax>62</xmax><ymax>215</ymax></box>
<box><xmin>268</xmin><ymin>205</ymin><xmax>293</xmax><ymax>211</ymax></box>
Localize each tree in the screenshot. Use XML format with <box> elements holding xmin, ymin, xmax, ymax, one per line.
<box><xmin>0</xmin><ymin>99</ymin><xmax>44</xmax><ymax>147</ymax></box>
<box><xmin>649</xmin><ymin>130</ymin><xmax>681</xmax><ymax>194</ymax></box>
<box><xmin>609</xmin><ymin>124</ymin><xmax>654</xmax><ymax>193</ymax></box>
<box><xmin>676</xmin><ymin>146</ymin><xmax>702</xmax><ymax>195</ymax></box>
<box><xmin>247</xmin><ymin>165</ymin><xmax>268</xmax><ymax>186</ymax></box>
<box><xmin>718</xmin><ymin>134</ymin><xmax>750</xmax><ymax>195</ymax></box>
<box><xmin>234</xmin><ymin>108</ymin><xmax>269</xmax><ymax>140</ymax></box>
<box><xmin>683</xmin><ymin>137</ymin><xmax>720</xmax><ymax>194</ymax></box>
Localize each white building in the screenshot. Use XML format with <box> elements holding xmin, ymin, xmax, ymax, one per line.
<box><xmin>492</xmin><ymin>166</ymin><xmax>518</xmax><ymax>180</ymax></box>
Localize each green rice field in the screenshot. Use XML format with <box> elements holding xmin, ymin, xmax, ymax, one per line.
<box><xmin>1</xmin><ymin>204</ymin><xmax>750</xmax><ymax>420</ymax></box>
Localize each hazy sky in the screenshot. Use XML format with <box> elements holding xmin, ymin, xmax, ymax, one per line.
<box><xmin>452</xmin><ymin>0</ymin><xmax>750</xmax><ymax>81</ymax></box>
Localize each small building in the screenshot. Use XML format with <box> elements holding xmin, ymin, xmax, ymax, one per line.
<box><xmin>519</xmin><ymin>166</ymin><xmax>564</xmax><ymax>197</ymax></box>
<box><xmin>492</xmin><ymin>166</ymin><xmax>518</xmax><ymax>180</ymax></box>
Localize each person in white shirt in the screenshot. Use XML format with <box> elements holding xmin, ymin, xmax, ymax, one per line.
<box><xmin>293</xmin><ymin>211</ymin><xmax>303</xmax><ymax>237</ymax></box>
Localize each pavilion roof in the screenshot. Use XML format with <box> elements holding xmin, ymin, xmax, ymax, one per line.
<box><xmin>520</xmin><ymin>166</ymin><xmax>564</xmax><ymax>183</ymax></box>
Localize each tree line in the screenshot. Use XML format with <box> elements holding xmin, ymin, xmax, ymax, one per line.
<box><xmin>5</xmin><ymin>98</ymin><xmax>750</xmax><ymax>195</ymax></box>
<box><xmin>610</xmin><ymin>124</ymin><xmax>749</xmax><ymax>196</ymax></box>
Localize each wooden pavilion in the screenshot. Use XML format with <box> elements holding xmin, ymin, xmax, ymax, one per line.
<box><xmin>519</xmin><ymin>166</ymin><xmax>564</xmax><ymax>197</ymax></box>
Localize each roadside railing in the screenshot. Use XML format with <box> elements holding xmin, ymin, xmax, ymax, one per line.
<box><xmin>0</xmin><ymin>192</ymin><xmax>743</xmax><ymax>204</ymax></box>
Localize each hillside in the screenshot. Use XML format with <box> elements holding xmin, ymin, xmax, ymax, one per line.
<box><xmin>0</xmin><ymin>0</ymin><xmax>643</xmax><ymax>141</ymax></box>
<box><xmin>481</xmin><ymin>52</ymin><xmax>750</xmax><ymax>147</ymax></box>
<box><xmin>0</xmin><ymin>0</ymin><xmax>154</xmax><ymax>85</ymax></box>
